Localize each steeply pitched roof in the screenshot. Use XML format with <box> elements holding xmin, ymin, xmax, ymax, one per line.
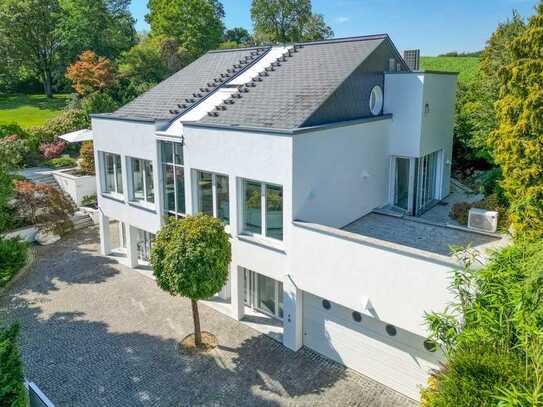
<box><xmin>198</xmin><ymin>35</ymin><xmax>405</xmax><ymax>129</ymax></box>
<box><xmin>112</xmin><ymin>47</ymin><xmax>269</xmax><ymax>121</ymax></box>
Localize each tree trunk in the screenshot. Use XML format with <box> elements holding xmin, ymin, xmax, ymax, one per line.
<box><xmin>191</xmin><ymin>299</ymin><xmax>202</xmax><ymax>347</ymax></box>
<box><xmin>42</xmin><ymin>69</ymin><xmax>53</xmax><ymax>98</ymax></box>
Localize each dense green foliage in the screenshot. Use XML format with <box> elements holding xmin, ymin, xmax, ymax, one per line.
<box><xmin>422</xmin><ymin>239</ymin><xmax>543</xmax><ymax>405</ymax></box>
<box><xmin>0</xmin><ymin>0</ymin><xmax>135</xmax><ymax>96</ymax></box>
<box><xmin>250</xmin><ymin>0</ymin><xmax>332</xmax><ymax>43</ymax></box>
<box><xmin>489</xmin><ymin>3</ymin><xmax>543</xmax><ymax>238</ymax></box>
<box><xmin>0</xmin><ymin>324</ymin><xmax>27</xmax><ymax>406</ymax></box>
<box><xmin>151</xmin><ymin>215</ymin><xmax>231</xmax><ymax>345</ymax></box>
<box><xmin>0</xmin><ymin>168</ymin><xmax>15</xmax><ymax>233</ymax></box>
<box><xmin>146</xmin><ymin>0</ymin><xmax>225</xmax><ymax>57</ymax></box>
<box><xmin>0</xmin><ymin>237</ymin><xmax>28</xmax><ymax>288</ymax></box>
<box><xmin>45</xmin><ymin>156</ymin><xmax>77</xmax><ymax>169</ymax></box>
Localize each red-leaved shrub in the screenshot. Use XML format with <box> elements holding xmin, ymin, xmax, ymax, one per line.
<box><xmin>39</xmin><ymin>140</ymin><xmax>66</xmax><ymax>160</ymax></box>
<box><xmin>13</xmin><ymin>180</ymin><xmax>74</xmax><ymax>235</ymax></box>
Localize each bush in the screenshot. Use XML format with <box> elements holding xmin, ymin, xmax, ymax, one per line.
<box><xmin>79</xmin><ymin>141</ymin><xmax>95</xmax><ymax>175</ymax></box>
<box><xmin>80</xmin><ymin>194</ymin><xmax>97</xmax><ymax>208</ymax></box>
<box><xmin>13</xmin><ymin>180</ymin><xmax>74</xmax><ymax>236</ymax></box>
<box><xmin>0</xmin><ymin>167</ymin><xmax>16</xmax><ymax>233</ymax></box>
<box><xmin>450</xmin><ymin>194</ymin><xmax>509</xmax><ymax>230</ymax></box>
<box><xmin>0</xmin><ymin>124</ymin><xmax>28</xmax><ymax>140</ymax></box>
<box><xmin>45</xmin><ymin>156</ymin><xmax>77</xmax><ymax>169</ymax></box>
<box><xmin>423</xmin><ymin>239</ymin><xmax>543</xmax><ymax>405</ymax></box>
<box><xmin>81</xmin><ymin>92</ymin><xmax>119</xmax><ymax>115</ymax></box>
<box><xmin>39</xmin><ymin>140</ymin><xmax>66</xmax><ymax>159</ymax></box>
<box><xmin>0</xmin><ymin>237</ymin><xmax>28</xmax><ymax>288</ymax></box>
<box><xmin>0</xmin><ymin>324</ymin><xmax>27</xmax><ymax>406</ymax></box>
<box><xmin>0</xmin><ymin>135</ymin><xmax>30</xmax><ymax>170</ymax></box>
<box><xmin>29</xmin><ymin>109</ymin><xmax>89</xmax><ymax>145</ymax></box>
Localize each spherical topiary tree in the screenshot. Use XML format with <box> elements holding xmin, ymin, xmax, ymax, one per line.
<box><xmin>150</xmin><ymin>214</ymin><xmax>231</xmax><ymax>348</ymax></box>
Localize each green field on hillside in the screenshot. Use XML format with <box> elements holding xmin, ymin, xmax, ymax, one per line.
<box><xmin>0</xmin><ymin>93</ymin><xmax>70</xmax><ymax>129</ymax></box>
<box><xmin>421</xmin><ymin>56</ymin><xmax>480</xmax><ymax>84</ymax></box>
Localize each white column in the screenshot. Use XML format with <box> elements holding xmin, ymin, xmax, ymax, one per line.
<box><xmin>282</xmin><ymin>274</ymin><xmax>303</xmax><ymax>351</ymax></box>
<box><xmin>125</xmin><ymin>224</ymin><xmax>139</xmax><ymax>268</ymax></box>
<box><xmin>231</xmin><ymin>265</ymin><xmax>245</xmax><ymax>320</ymax></box>
<box><xmin>98</xmin><ymin>212</ymin><xmax>111</xmax><ymax>256</ymax></box>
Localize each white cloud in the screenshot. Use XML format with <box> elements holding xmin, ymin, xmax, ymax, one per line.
<box><xmin>336</xmin><ymin>16</ymin><xmax>350</xmax><ymax>23</ymax></box>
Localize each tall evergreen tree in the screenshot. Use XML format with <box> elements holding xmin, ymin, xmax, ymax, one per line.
<box><xmin>489</xmin><ymin>2</ymin><xmax>543</xmax><ymax>237</ymax></box>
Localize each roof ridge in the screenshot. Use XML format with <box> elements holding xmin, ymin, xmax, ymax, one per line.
<box><xmin>207</xmin><ymin>45</ymin><xmax>303</xmax><ymax>119</ymax></box>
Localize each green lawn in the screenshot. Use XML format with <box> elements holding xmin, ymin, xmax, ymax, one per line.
<box><xmin>421</xmin><ymin>56</ymin><xmax>480</xmax><ymax>84</ymax></box>
<box><xmin>0</xmin><ymin>93</ymin><xmax>70</xmax><ymax>128</ymax></box>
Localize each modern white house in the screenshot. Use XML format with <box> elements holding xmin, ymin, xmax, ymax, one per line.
<box><xmin>91</xmin><ymin>35</ymin><xmax>504</xmax><ymax>400</ymax></box>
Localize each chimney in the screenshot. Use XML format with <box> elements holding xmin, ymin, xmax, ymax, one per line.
<box><xmin>403</xmin><ymin>49</ymin><xmax>420</xmax><ymax>71</ymax></box>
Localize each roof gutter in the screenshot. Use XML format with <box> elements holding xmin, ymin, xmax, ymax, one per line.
<box><xmin>183</xmin><ymin>114</ymin><xmax>393</xmax><ymax>135</ymax></box>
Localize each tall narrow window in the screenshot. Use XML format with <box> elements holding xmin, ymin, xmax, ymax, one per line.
<box><xmin>244</xmin><ymin>180</ymin><xmax>262</xmax><ymax>234</ymax></box>
<box><xmin>129</xmin><ymin>157</ymin><xmax>154</xmax><ymax>204</ymax></box>
<box><xmin>242</xmin><ymin>180</ymin><xmax>283</xmax><ymax>241</ymax></box>
<box><xmin>159</xmin><ymin>140</ymin><xmax>185</xmax><ymax>217</ymax></box>
<box><xmin>195</xmin><ymin>171</ymin><xmax>229</xmax><ymax>224</ymax></box>
<box><xmin>101</xmin><ymin>152</ymin><xmax>123</xmax><ymax>195</ymax></box>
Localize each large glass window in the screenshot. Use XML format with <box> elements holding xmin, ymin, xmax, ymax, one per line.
<box><xmin>129</xmin><ymin>157</ymin><xmax>154</xmax><ymax>204</ymax></box>
<box><xmin>394</xmin><ymin>157</ymin><xmax>411</xmax><ymax>211</ymax></box>
<box><xmin>415</xmin><ymin>150</ymin><xmax>440</xmax><ymax>215</ymax></box>
<box><xmin>195</xmin><ymin>171</ymin><xmax>229</xmax><ymax>224</ymax></box>
<box><xmin>159</xmin><ymin>140</ymin><xmax>185</xmax><ymax>217</ymax></box>
<box><xmin>101</xmin><ymin>152</ymin><xmax>123</xmax><ymax>195</ymax></box>
<box><xmin>243</xmin><ymin>268</ymin><xmax>284</xmax><ymax>320</ymax></box>
<box><xmin>243</xmin><ymin>180</ymin><xmax>283</xmax><ymax>240</ymax></box>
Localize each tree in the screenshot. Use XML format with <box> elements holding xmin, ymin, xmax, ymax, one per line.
<box><xmin>65</xmin><ymin>51</ymin><xmax>115</xmax><ymax>96</ymax></box>
<box><xmin>79</xmin><ymin>141</ymin><xmax>95</xmax><ymax>175</ymax></box>
<box><xmin>488</xmin><ymin>2</ymin><xmax>543</xmax><ymax>237</ymax></box>
<box><xmin>146</xmin><ymin>0</ymin><xmax>225</xmax><ymax>57</ymax></box>
<box><xmin>0</xmin><ymin>0</ymin><xmax>63</xmax><ymax>97</ymax></box>
<box><xmin>150</xmin><ymin>215</ymin><xmax>231</xmax><ymax>347</ymax></box>
<box><xmin>250</xmin><ymin>0</ymin><xmax>333</xmax><ymax>43</ymax></box>
<box><xmin>57</xmin><ymin>0</ymin><xmax>136</xmax><ymax>64</ymax></box>
<box><xmin>0</xmin><ymin>324</ymin><xmax>27</xmax><ymax>406</ymax></box>
<box><xmin>224</xmin><ymin>27</ymin><xmax>252</xmax><ymax>45</ymax></box>
<box><xmin>118</xmin><ymin>35</ymin><xmax>192</xmax><ymax>86</ymax></box>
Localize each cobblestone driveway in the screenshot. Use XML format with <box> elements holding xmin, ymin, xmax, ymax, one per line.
<box><xmin>0</xmin><ymin>227</ymin><xmax>417</xmax><ymax>407</ymax></box>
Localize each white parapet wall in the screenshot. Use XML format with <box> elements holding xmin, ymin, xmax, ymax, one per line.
<box><xmin>52</xmin><ymin>168</ymin><xmax>97</xmax><ymax>207</ymax></box>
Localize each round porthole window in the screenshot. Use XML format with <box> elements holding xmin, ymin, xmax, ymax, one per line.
<box><xmin>385</xmin><ymin>324</ymin><xmax>397</xmax><ymax>336</ymax></box>
<box><xmin>369</xmin><ymin>85</ymin><xmax>383</xmax><ymax>116</ymax></box>
<box><xmin>424</xmin><ymin>339</ymin><xmax>438</xmax><ymax>352</ymax></box>
<box><xmin>352</xmin><ymin>311</ymin><xmax>362</xmax><ymax>322</ymax></box>
<box><xmin>322</xmin><ymin>299</ymin><xmax>331</xmax><ymax>310</ymax></box>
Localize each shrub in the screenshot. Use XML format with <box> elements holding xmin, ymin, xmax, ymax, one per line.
<box><xmin>0</xmin><ymin>124</ymin><xmax>28</xmax><ymax>140</ymax></box>
<box><xmin>0</xmin><ymin>135</ymin><xmax>29</xmax><ymax>170</ymax></box>
<box><xmin>78</xmin><ymin>141</ymin><xmax>95</xmax><ymax>175</ymax></box>
<box><xmin>0</xmin><ymin>324</ymin><xmax>27</xmax><ymax>406</ymax></box>
<box><xmin>80</xmin><ymin>194</ymin><xmax>97</xmax><ymax>208</ymax></box>
<box><xmin>29</xmin><ymin>109</ymin><xmax>89</xmax><ymax>145</ymax></box>
<box><xmin>0</xmin><ymin>167</ymin><xmax>15</xmax><ymax>233</ymax></box>
<box><xmin>450</xmin><ymin>194</ymin><xmax>509</xmax><ymax>230</ymax></box>
<box><xmin>39</xmin><ymin>140</ymin><xmax>66</xmax><ymax>160</ymax></box>
<box><xmin>0</xmin><ymin>237</ymin><xmax>28</xmax><ymax>288</ymax></box>
<box><xmin>13</xmin><ymin>181</ymin><xmax>74</xmax><ymax>236</ymax></box>
<box><xmin>45</xmin><ymin>156</ymin><xmax>77</xmax><ymax>169</ymax></box>
<box><xmin>81</xmin><ymin>92</ymin><xmax>118</xmax><ymax>115</ymax></box>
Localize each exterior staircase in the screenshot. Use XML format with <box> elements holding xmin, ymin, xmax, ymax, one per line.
<box><xmin>25</xmin><ymin>170</ymin><xmax>94</xmax><ymax>230</ymax></box>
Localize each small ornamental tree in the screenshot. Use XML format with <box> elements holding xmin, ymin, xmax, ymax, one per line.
<box><xmin>79</xmin><ymin>141</ymin><xmax>95</xmax><ymax>175</ymax></box>
<box><xmin>150</xmin><ymin>214</ymin><xmax>231</xmax><ymax>347</ymax></box>
<box><xmin>65</xmin><ymin>51</ymin><xmax>115</xmax><ymax>96</ymax></box>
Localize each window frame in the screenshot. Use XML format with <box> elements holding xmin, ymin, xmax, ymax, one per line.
<box><xmin>158</xmin><ymin>140</ymin><xmax>185</xmax><ymax>218</ymax></box>
<box><xmin>128</xmin><ymin>156</ymin><xmax>155</xmax><ymax>206</ymax></box>
<box><xmin>194</xmin><ymin>170</ymin><xmax>230</xmax><ymax>225</ymax></box>
<box><xmin>100</xmin><ymin>151</ymin><xmax>123</xmax><ymax>197</ymax></box>
<box><xmin>241</xmin><ymin>179</ymin><xmax>283</xmax><ymax>241</ymax></box>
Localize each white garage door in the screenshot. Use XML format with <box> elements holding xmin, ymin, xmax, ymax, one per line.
<box><xmin>302</xmin><ymin>292</ymin><xmax>442</xmax><ymax>400</ymax></box>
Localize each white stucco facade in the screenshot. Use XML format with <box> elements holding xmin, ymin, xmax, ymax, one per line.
<box><xmin>91</xmin><ymin>71</ymin><xmax>460</xmax><ymax>400</ymax></box>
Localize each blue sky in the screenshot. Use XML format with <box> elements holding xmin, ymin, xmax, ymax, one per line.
<box><xmin>129</xmin><ymin>0</ymin><xmax>539</xmax><ymax>56</ymax></box>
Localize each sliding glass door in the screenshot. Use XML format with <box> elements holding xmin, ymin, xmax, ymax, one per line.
<box><xmin>415</xmin><ymin>150</ymin><xmax>441</xmax><ymax>215</ymax></box>
<box><xmin>243</xmin><ymin>268</ymin><xmax>283</xmax><ymax>320</ymax></box>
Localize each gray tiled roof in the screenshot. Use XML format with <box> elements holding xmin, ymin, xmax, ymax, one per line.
<box><xmin>199</xmin><ymin>35</ymin><xmax>395</xmax><ymax>129</ymax></box>
<box><xmin>112</xmin><ymin>48</ymin><xmax>262</xmax><ymax>121</ymax></box>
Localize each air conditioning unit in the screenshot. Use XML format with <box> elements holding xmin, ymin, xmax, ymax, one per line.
<box><xmin>468</xmin><ymin>208</ymin><xmax>498</xmax><ymax>233</ymax></box>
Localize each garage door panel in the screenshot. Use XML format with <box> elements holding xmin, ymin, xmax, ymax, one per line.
<box><xmin>302</xmin><ymin>292</ymin><xmax>440</xmax><ymax>400</ymax></box>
